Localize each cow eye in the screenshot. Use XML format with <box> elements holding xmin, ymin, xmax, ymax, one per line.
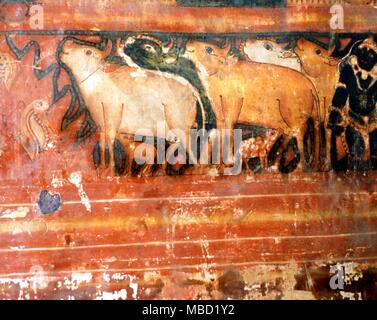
<box><xmin>206</xmin><ymin>47</ymin><xmax>214</xmax><ymax>54</ymax></box>
<box><xmin>144</xmin><ymin>44</ymin><xmax>155</xmax><ymax>53</ymax></box>
<box><xmin>315</xmin><ymin>49</ymin><xmax>321</xmax><ymax>55</ymax></box>
<box><xmin>86</xmin><ymin>50</ymin><xmax>92</xmax><ymax>56</ymax></box>
<box><xmin>264</xmin><ymin>43</ymin><xmax>273</xmax><ymax>51</ymax></box>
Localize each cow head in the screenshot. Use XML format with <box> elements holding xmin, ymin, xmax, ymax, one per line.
<box><xmin>243</xmin><ymin>38</ymin><xmax>301</xmax><ymax>71</ymax></box>
<box><xmin>59</xmin><ymin>38</ymin><xmax>112</xmax><ymax>82</ymax></box>
<box><xmin>121</xmin><ymin>36</ymin><xmax>178</xmax><ymax>69</ymax></box>
<box><xmin>184</xmin><ymin>40</ymin><xmax>231</xmax><ymax>76</ymax></box>
<box><xmin>244</xmin><ymin>39</ymin><xmax>295</xmax><ymax>59</ymax></box>
<box><xmin>32</xmin><ymin>99</ymin><xmax>49</xmax><ymax>112</ymax></box>
<box><xmin>295</xmin><ymin>38</ymin><xmax>338</xmax><ymax>78</ymax></box>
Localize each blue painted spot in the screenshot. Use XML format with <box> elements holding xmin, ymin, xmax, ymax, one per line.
<box><xmin>38</xmin><ymin>190</ymin><xmax>61</xmax><ymax>215</ymax></box>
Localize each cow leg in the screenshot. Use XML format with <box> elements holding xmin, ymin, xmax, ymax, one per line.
<box><xmin>141</xmin><ymin>144</ymin><xmax>159</xmax><ymax>176</ymax></box>
<box><xmin>299</xmin><ymin>116</ymin><xmax>320</xmax><ymax>172</ymax></box>
<box><xmin>132</xmin><ymin>142</ymin><xmax>158</xmax><ymax>177</ymax></box>
<box><xmin>123</xmin><ymin>140</ymin><xmax>136</xmax><ymax>176</ymax></box>
<box><xmin>296</xmin><ymin>129</ymin><xmax>305</xmax><ymax>171</ymax></box>
<box><xmin>113</xmin><ymin>138</ymin><xmax>127</xmax><ymax>176</ymax></box>
<box><xmin>185</xmin><ymin>131</ymin><xmax>199</xmax><ymax>166</ymax></box>
<box><xmin>247</xmin><ymin>157</ymin><xmax>262</xmax><ymax>174</ymax></box>
<box><xmin>100</xmin><ymin>130</ymin><xmax>106</xmax><ymax>168</ymax></box>
<box><xmin>302</xmin><ymin>117</ymin><xmax>321</xmax><ymax>172</ymax></box>
<box><xmin>279</xmin><ymin>134</ymin><xmax>301</xmax><ymax>174</ymax></box>
<box><xmin>108</xmin><ymin>128</ymin><xmax>116</xmax><ymax>168</ymax></box>
<box><xmin>320</xmin><ymin>123</ymin><xmax>332</xmax><ymax>171</ymax></box>
<box><xmin>220</xmin><ymin>96</ymin><xmax>242</xmax><ymax>168</ymax></box>
<box><xmin>103</xmin><ymin>101</ymin><xmax>123</xmax><ymax>175</ymax></box>
<box><xmin>277</xmin><ymin>135</ymin><xmax>290</xmax><ymax>173</ymax></box>
<box><xmin>166</xmin><ymin>142</ymin><xmax>188</xmax><ymax>176</ymax></box>
<box><xmin>267</xmin><ymin>134</ymin><xmax>284</xmax><ymax>169</ymax></box>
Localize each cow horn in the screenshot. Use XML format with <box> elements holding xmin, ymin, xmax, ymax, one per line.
<box><xmin>102</xmin><ymin>38</ymin><xmax>113</xmax><ymax>57</ymax></box>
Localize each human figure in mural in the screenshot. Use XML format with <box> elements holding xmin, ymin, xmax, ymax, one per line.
<box><xmin>328</xmin><ymin>36</ymin><xmax>377</xmax><ymax>171</ymax></box>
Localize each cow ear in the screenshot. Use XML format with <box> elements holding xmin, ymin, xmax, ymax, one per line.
<box><xmin>295</xmin><ymin>38</ymin><xmax>304</xmax><ymax>51</ymax></box>
<box><xmin>327</xmin><ymin>36</ymin><xmax>338</xmax><ymax>56</ymax></box>
<box><xmin>338</xmin><ymin>38</ymin><xmax>352</xmax><ymax>52</ymax></box>
<box><xmin>328</xmin><ymin>43</ymin><xmax>336</xmax><ymax>56</ymax></box>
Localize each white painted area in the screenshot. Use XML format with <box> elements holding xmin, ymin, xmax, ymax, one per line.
<box><xmin>143</xmin><ymin>271</ymin><xmax>161</xmax><ymax>282</ymax></box>
<box><xmin>51</xmin><ymin>174</ymin><xmax>64</xmax><ymax>188</ymax></box>
<box><xmin>45</xmin><ymin>141</ymin><xmax>55</xmax><ymax>150</ymax></box>
<box><xmin>200</xmin><ymin>239</ymin><xmax>215</xmax><ymax>259</ymax></box>
<box><xmin>0</xmin><ymin>206</ymin><xmax>29</xmax><ymax>219</ymax></box>
<box><xmin>336</xmin><ymin>262</ymin><xmax>363</xmax><ymax>284</ymax></box>
<box><xmin>68</xmin><ymin>171</ymin><xmax>91</xmax><ymax>212</ymax></box>
<box><xmin>130</xmin><ymin>70</ymin><xmax>147</xmax><ymax>78</ymax></box>
<box><xmin>195</xmin><ymin>61</ymin><xmax>210</xmax><ymax>77</ymax></box>
<box><xmin>63</xmin><ymin>272</ymin><xmax>93</xmax><ymax>291</ymax></box>
<box><xmin>99</xmin><ymin>273</ymin><xmax>138</xmax><ymax>299</ymax></box>
<box><xmin>83</xmin><ymin>72</ymin><xmax>103</xmax><ymax>93</ymax></box>
<box><xmin>98</xmin><ymin>289</ymin><xmax>128</xmax><ymax>300</ymax></box>
<box><xmin>102</xmin><ymin>272</ymin><xmax>111</xmax><ymax>283</ymax></box>
<box><xmin>244</xmin><ymin>39</ymin><xmax>302</xmax><ymax>72</ymax></box>
<box><xmin>0</xmin><ymin>278</ymin><xmax>31</xmax><ymax>300</ymax></box>
<box><xmin>0</xmin><ymin>278</ymin><xmax>29</xmax><ymax>289</ymax></box>
<box><xmin>71</xmin><ymin>272</ymin><xmax>93</xmax><ymax>283</ymax></box>
<box><xmin>129</xmin><ymin>275</ymin><xmax>138</xmax><ymax>299</ymax></box>
<box><xmin>199</xmin><ymin>239</ymin><xmax>215</xmax><ymax>282</ymax></box>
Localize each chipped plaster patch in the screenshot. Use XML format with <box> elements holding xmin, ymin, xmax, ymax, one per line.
<box><xmin>0</xmin><ymin>206</ymin><xmax>29</xmax><ymax>219</ymax></box>
<box><xmin>100</xmin><ymin>273</ymin><xmax>138</xmax><ymax>299</ymax></box>
<box><xmin>51</xmin><ymin>174</ymin><xmax>64</xmax><ymax>188</ymax></box>
<box><xmin>68</xmin><ymin>171</ymin><xmax>91</xmax><ymax>212</ymax></box>
<box><xmin>63</xmin><ymin>272</ymin><xmax>93</xmax><ymax>291</ymax></box>
<box><xmin>97</xmin><ymin>289</ymin><xmax>128</xmax><ymax>300</ymax></box>
<box><xmin>333</xmin><ymin>262</ymin><xmax>363</xmax><ymax>285</ymax></box>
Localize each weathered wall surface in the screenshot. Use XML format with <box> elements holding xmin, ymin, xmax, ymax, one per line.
<box><xmin>0</xmin><ymin>0</ymin><xmax>376</xmax><ymax>300</ymax></box>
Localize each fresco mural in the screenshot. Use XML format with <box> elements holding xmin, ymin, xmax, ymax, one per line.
<box><xmin>2</xmin><ymin>32</ymin><xmax>377</xmax><ymax>177</ymax></box>
<box><xmin>1</xmin><ymin>0</ymin><xmax>377</xmax><ymax>301</ymax></box>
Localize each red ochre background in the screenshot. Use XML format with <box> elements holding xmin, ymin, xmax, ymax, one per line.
<box><xmin>0</xmin><ymin>0</ymin><xmax>376</xmax><ymax>300</ymax></box>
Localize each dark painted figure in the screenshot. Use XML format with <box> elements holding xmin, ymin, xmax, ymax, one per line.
<box><xmin>328</xmin><ymin>36</ymin><xmax>377</xmax><ymax>171</ymax></box>
<box><xmin>38</xmin><ymin>190</ymin><xmax>62</xmax><ymax>215</ymax></box>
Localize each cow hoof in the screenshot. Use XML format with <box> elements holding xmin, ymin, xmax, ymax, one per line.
<box><xmin>114</xmin><ymin>139</ymin><xmax>127</xmax><ymax>176</ymax></box>
<box><xmin>130</xmin><ymin>160</ymin><xmax>144</xmax><ymax>176</ymax></box>
<box><xmin>92</xmin><ymin>142</ymin><xmax>111</xmax><ymax>169</ymax></box>
<box><xmin>319</xmin><ymin>161</ymin><xmax>332</xmax><ymax>172</ymax></box>
<box><xmin>247</xmin><ymin>157</ymin><xmax>262</xmax><ymax>174</ymax></box>
<box><xmin>279</xmin><ymin>137</ymin><xmax>300</xmax><ymax>174</ymax></box>
<box><xmin>143</xmin><ymin>164</ymin><xmax>160</xmax><ymax>176</ymax></box>
<box><xmin>166</xmin><ymin>163</ymin><xmax>188</xmax><ymax>176</ymax></box>
<box><xmin>267</xmin><ymin>135</ymin><xmax>284</xmax><ymax>167</ymax></box>
<box><xmin>93</xmin><ymin>141</ymin><xmax>101</xmax><ymax>169</ymax></box>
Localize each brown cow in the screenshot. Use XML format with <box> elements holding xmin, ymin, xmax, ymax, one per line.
<box><xmin>184</xmin><ymin>40</ymin><xmax>320</xmax><ymax>172</ymax></box>
<box><xmin>294</xmin><ymin>38</ymin><xmax>339</xmax><ymax>169</ymax></box>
